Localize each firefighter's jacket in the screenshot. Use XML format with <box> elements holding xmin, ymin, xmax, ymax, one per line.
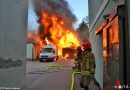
<box><xmin>74</xmin><ymin>52</ymin><xmax>82</xmax><ymax>71</ymax></box>
<box><xmin>74</xmin><ymin>56</ymin><xmax>79</xmax><ymax>71</ymax></box>
<box><xmin>80</xmin><ymin>51</ymin><xmax>95</xmax><ymax>86</ymax></box>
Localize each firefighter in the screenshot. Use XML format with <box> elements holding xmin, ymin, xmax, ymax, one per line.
<box><xmin>74</xmin><ymin>46</ymin><xmax>82</xmax><ymax>71</ymax></box>
<box><xmin>74</xmin><ymin>56</ymin><xmax>79</xmax><ymax>71</ymax></box>
<box><xmin>76</xmin><ymin>46</ymin><xmax>82</xmax><ymax>71</ymax></box>
<box><xmin>80</xmin><ymin>42</ymin><xmax>96</xmax><ymax>90</ymax></box>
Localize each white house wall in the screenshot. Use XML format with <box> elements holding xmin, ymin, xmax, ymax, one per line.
<box><xmin>88</xmin><ymin>0</ymin><xmax>117</xmax><ymax>89</ymax></box>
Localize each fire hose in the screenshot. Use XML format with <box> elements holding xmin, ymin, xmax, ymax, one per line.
<box><xmin>41</xmin><ymin>63</ymin><xmax>82</xmax><ymax>90</ymax></box>
<box><xmin>70</xmin><ymin>71</ymin><xmax>81</xmax><ymax>90</ymax></box>
<box><xmin>41</xmin><ymin>63</ymin><xmax>72</xmax><ymax>72</ymax></box>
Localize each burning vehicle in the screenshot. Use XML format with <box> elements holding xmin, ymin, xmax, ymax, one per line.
<box><xmin>27</xmin><ymin>0</ymin><xmax>81</xmax><ymax>60</ymax></box>
<box><xmin>62</xmin><ymin>47</ymin><xmax>77</xmax><ymax>60</ymax></box>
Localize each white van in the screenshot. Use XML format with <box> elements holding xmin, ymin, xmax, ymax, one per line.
<box><xmin>39</xmin><ymin>44</ymin><xmax>58</xmax><ymax>62</ymax></box>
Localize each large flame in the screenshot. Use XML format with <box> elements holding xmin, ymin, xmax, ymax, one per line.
<box><xmin>45</xmin><ymin>37</ymin><xmax>50</xmax><ymax>44</ymax></box>
<box><xmin>28</xmin><ymin>11</ymin><xmax>80</xmax><ymax>58</ymax></box>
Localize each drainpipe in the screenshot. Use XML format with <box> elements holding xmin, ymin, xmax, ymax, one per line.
<box><xmin>124</xmin><ymin>0</ymin><xmax>130</xmax><ymax>86</ymax></box>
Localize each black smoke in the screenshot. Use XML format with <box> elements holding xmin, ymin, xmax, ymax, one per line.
<box><xmin>32</xmin><ymin>0</ymin><xmax>77</xmax><ymax>42</ymax></box>
<box><xmin>32</xmin><ymin>0</ymin><xmax>76</xmax><ymax>23</ymax></box>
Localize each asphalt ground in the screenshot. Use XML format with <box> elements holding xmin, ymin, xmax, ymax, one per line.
<box><xmin>23</xmin><ymin>60</ymin><xmax>101</xmax><ymax>90</ymax></box>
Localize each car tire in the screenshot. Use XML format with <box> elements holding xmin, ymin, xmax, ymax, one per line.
<box><xmin>39</xmin><ymin>59</ymin><xmax>43</xmax><ymax>62</ymax></box>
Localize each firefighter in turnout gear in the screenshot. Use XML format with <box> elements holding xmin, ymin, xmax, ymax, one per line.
<box><xmin>74</xmin><ymin>57</ymin><xmax>79</xmax><ymax>71</ymax></box>
<box><xmin>80</xmin><ymin>42</ymin><xmax>96</xmax><ymax>90</ymax></box>
<box><xmin>74</xmin><ymin>46</ymin><xmax>82</xmax><ymax>71</ymax></box>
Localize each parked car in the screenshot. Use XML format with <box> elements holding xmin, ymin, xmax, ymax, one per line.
<box><xmin>39</xmin><ymin>44</ymin><xmax>58</xmax><ymax>62</ymax></box>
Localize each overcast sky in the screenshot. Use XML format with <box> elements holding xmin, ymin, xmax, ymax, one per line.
<box><xmin>28</xmin><ymin>0</ymin><xmax>88</xmax><ymax>31</ymax></box>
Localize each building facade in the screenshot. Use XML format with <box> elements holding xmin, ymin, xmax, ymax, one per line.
<box><xmin>0</xmin><ymin>0</ymin><xmax>28</xmax><ymax>89</ymax></box>
<box><xmin>88</xmin><ymin>0</ymin><xmax>130</xmax><ymax>89</ymax></box>
<box><xmin>27</xmin><ymin>43</ymin><xmax>33</xmax><ymax>60</ymax></box>
<box><xmin>27</xmin><ymin>42</ymin><xmax>41</xmax><ymax>61</ymax></box>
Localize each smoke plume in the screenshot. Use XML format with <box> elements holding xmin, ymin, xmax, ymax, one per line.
<box><xmin>28</xmin><ymin>0</ymin><xmax>80</xmax><ymax>57</ymax></box>
<box><xmin>32</xmin><ymin>0</ymin><xmax>77</xmax><ymax>29</ymax></box>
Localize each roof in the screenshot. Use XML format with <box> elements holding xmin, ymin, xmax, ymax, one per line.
<box><xmin>44</xmin><ymin>44</ymin><xmax>54</xmax><ymax>48</ymax></box>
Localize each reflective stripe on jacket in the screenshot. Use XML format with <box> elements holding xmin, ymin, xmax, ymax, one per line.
<box><xmin>81</xmin><ymin>70</ymin><xmax>91</xmax><ymax>75</ymax></box>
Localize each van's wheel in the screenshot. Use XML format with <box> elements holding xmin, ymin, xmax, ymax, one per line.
<box><xmin>39</xmin><ymin>59</ymin><xmax>43</xmax><ymax>62</ymax></box>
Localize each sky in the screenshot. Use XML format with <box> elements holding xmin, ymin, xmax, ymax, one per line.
<box><xmin>67</xmin><ymin>0</ymin><xmax>88</xmax><ymax>28</ymax></box>
<box><xmin>28</xmin><ymin>0</ymin><xmax>39</xmax><ymax>31</ymax></box>
<box><xmin>28</xmin><ymin>0</ymin><xmax>88</xmax><ymax>31</ymax></box>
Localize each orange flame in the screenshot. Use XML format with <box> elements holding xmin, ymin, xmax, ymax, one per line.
<box><xmin>41</xmin><ymin>11</ymin><xmax>80</xmax><ymax>55</ymax></box>
<box><xmin>45</xmin><ymin>37</ymin><xmax>50</xmax><ymax>44</ymax></box>
<box><xmin>28</xmin><ymin>11</ymin><xmax>81</xmax><ymax>58</ymax></box>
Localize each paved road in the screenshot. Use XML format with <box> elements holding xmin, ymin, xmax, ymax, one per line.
<box><xmin>23</xmin><ymin>60</ymin><xmax>101</xmax><ymax>90</ymax></box>
<box><xmin>22</xmin><ymin>60</ymin><xmax>73</xmax><ymax>90</ymax></box>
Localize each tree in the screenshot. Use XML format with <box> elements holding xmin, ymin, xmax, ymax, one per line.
<box><xmin>77</xmin><ymin>16</ymin><xmax>89</xmax><ymax>42</ymax></box>
<box><xmin>83</xmin><ymin>16</ymin><xmax>89</xmax><ymax>27</ymax></box>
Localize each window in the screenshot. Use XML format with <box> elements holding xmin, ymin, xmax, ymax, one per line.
<box><xmin>42</xmin><ymin>48</ymin><xmax>53</xmax><ymax>53</ymax></box>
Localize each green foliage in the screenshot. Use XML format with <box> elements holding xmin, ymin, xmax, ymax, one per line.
<box><xmin>77</xmin><ymin>16</ymin><xmax>89</xmax><ymax>32</ymax></box>
<box><xmin>76</xmin><ymin>16</ymin><xmax>89</xmax><ymax>42</ymax></box>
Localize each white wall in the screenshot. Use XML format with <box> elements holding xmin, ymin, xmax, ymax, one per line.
<box><xmin>89</xmin><ymin>33</ymin><xmax>103</xmax><ymax>89</ymax></box>
<box><xmin>27</xmin><ymin>43</ymin><xmax>33</xmax><ymax>60</ymax></box>
<box><xmin>0</xmin><ymin>0</ymin><xmax>28</xmax><ymax>89</ymax></box>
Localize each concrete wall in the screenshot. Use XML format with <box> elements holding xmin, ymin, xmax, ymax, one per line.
<box><xmin>88</xmin><ymin>0</ymin><xmax>117</xmax><ymax>89</ymax></box>
<box><xmin>0</xmin><ymin>0</ymin><xmax>28</xmax><ymax>89</ymax></box>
